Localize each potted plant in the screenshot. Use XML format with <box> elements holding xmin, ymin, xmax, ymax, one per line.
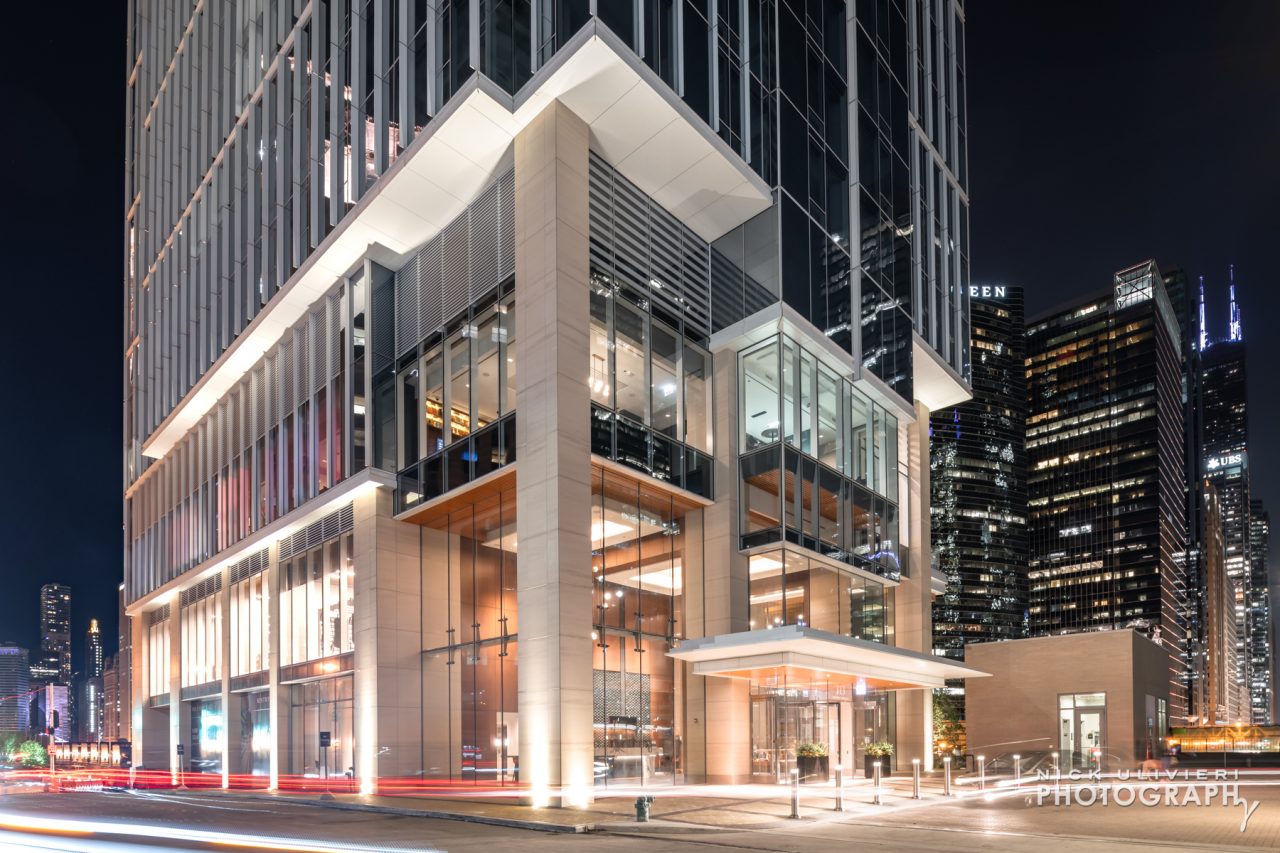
<box><xmin>864</xmin><ymin>741</ymin><xmax>894</xmax><ymax>778</ymax></box>
<box><xmin>795</xmin><ymin>742</ymin><xmax>829</xmax><ymax>783</ymax></box>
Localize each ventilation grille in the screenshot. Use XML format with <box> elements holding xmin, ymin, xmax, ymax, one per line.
<box><xmin>179</xmin><ymin>574</ymin><xmax>223</xmax><ymax>608</ymax></box>
<box><xmin>229</xmin><ymin>547</ymin><xmax>271</xmax><ymax>585</ymax></box>
<box><xmin>278</xmin><ymin>503</ymin><xmax>355</xmax><ymax>559</ymax></box>
<box><xmin>395</xmin><ymin>170</ymin><xmax>515</xmax><ymax>356</ymax></box>
<box><xmin>147</xmin><ymin>604</ymin><xmax>171</xmax><ymax>626</ymax></box>
<box><xmin>588</xmin><ymin>153</ymin><xmax>713</xmax><ymax>340</ymax></box>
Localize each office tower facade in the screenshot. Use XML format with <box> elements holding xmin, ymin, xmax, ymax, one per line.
<box><xmin>930</xmin><ymin>284</ymin><xmax>1027</xmax><ymax>660</ymax></box>
<box><xmin>1025</xmin><ymin>261</ymin><xmax>1186</xmax><ymax>719</ymax></box>
<box><xmin>1201</xmin><ymin>481</ymin><xmax>1243</xmax><ymax>722</ymax></box>
<box><xmin>103</xmin><ymin>653</ymin><xmax>122</xmax><ymax>742</ymax></box>
<box><xmin>1250</xmin><ymin>501</ymin><xmax>1273</xmax><ymax>723</ymax></box>
<box><xmin>1199</xmin><ymin>293</ymin><xmax>1254</xmax><ymax>721</ymax></box>
<box><xmin>123</xmin><ymin>1</ymin><xmax>974</xmax><ymax>796</ymax></box>
<box><xmin>85</xmin><ymin>619</ymin><xmax>105</xmax><ymax>679</ymax></box>
<box><xmin>0</xmin><ymin>645</ymin><xmax>30</xmax><ymax>734</ymax></box>
<box><xmin>37</xmin><ymin>584</ymin><xmax>72</xmax><ymax>686</ymax></box>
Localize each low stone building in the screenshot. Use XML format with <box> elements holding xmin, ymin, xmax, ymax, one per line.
<box><xmin>966</xmin><ymin>630</ymin><xmax>1177</xmax><ymax>768</ymax></box>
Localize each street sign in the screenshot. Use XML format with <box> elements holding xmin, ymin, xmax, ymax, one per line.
<box><xmin>320</xmin><ymin>731</ymin><xmax>332</xmax><ymax>749</ymax></box>
<box><xmin>176</xmin><ymin>743</ymin><xmax>185</xmax><ymax>756</ymax></box>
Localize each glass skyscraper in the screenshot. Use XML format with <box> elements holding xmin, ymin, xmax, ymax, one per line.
<box><xmin>930</xmin><ymin>285</ymin><xmax>1027</xmax><ymax>661</ymax></box>
<box><xmin>123</xmin><ymin>0</ymin><xmax>974</xmax><ymax>796</ymax></box>
<box><xmin>1024</xmin><ymin>261</ymin><xmax>1186</xmax><ymax>720</ymax></box>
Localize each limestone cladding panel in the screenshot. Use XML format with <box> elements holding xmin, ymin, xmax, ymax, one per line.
<box><xmin>513</xmin><ymin>101</ymin><xmax>595</xmax><ymax>804</ymax></box>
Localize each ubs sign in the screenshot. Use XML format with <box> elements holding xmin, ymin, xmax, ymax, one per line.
<box><xmin>1206</xmin><ymin>453</ymin><xmax>1244</xmax><ymax>473</ymax></box>
<box><xmin>969</xmin><ymin>285</ymin><xmax>1007</xmax><ymax>299</ymax></box>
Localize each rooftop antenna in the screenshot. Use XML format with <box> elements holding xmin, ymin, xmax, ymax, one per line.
<box><xmin>1197</xmin><ymin>276</ymin><xmax>1209</xmax><ymax>352</ymax></box>
<box><xmin>1228</xmin><ymin>264</ymin><xmax>1242</xmax><ymax>342</ymax></box>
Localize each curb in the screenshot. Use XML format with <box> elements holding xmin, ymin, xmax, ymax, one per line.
<box><xmin>236</xmin><ymin>793</ymin><xmax>596</xmax><ymax>834</ymax></box>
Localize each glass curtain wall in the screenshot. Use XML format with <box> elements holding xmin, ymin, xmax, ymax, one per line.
<box><xmin>146</xmin><ymin>618</ymin><xmax>170</xmax><ymax>698</ymax></box>
<box><xmin>739</xmin><ymin>335</ymin><xmax>902</xmax><ymax>578</ymax></box>
<box><xmin>747</xmin><ymin>550</ymin><xmax>894</xmax><ymax>645</ymax></box>
<box><xmin>180</xmin><ymin>596</ymin><xmax>222</xmax><ymax>688</ymax></box>
<box><xmin>230</xmin><ymin>573</ymin><xmax>269</xmax><ymax>676</ymax></box>
<box><xmin>397</xmin><ymin>288</ymin><xmax>517</xmax><ymax>510</ymax></box>
<box><xmin>287</xmin><ymin>676</ymin><xmax>355</xmax><ymax>781</ymax></box>
<box><xmin>279</xmin><ymin>533</ymin><xmax>356</xmax><ymax>667</ymax></box>
<box><xmin>591</xmin><ymin>467</ymin><xmax>685</xmax><ymax>787</ymax></box>
<box><xmin>421</xmin><ymin>489</ymin><xmax>519</xmax><ymax>785</ymax></box>
<box><xmin>589</xmin><ymin>279</ymin><xmax>713</xmax><ymax>497</ymax></box>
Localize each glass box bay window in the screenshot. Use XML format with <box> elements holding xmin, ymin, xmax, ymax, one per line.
<box><xmin>589</xmin><ymin>279</ymin><xmax>713</xmax><ymax>498</ymax></box>
<box><xmin>739</xmin><ymin>335</ymin><xmax>903</xmax><ymax>578</ymax></box>
<box><xmin>748</xmin><ymin>550</ymin><xmax>894</xmax><ymax>645</ymax></box>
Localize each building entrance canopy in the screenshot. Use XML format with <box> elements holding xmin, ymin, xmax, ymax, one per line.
<box><xmin>669</xmin><ymin>625</ymin><xmax>987</xmax><ymax>691</ymax></box>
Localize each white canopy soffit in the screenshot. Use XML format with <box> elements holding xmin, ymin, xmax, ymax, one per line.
<box><xmin>141</xmin><ymin>22</ymin><xmax>771</xmax><ymax>461</ymax></box>
<box><xmin>669</xmin><ymin>625</ymin><xmax>988</xmax><ymax>690</ymax></box>
<box><xmin>912</xmin><ymin>332</ymin><xmax>972</xmax><ymax>413</ymax></box>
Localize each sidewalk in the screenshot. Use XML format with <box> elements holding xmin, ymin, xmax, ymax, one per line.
<box><xmin>205</xmin><ymin>773</ymin><xmax>959</xmax><ymax>833</ymax></box>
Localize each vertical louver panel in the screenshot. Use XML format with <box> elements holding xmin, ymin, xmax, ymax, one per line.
<box><xmin>469</xmin><ymin>182</ymin><xmax>500</xmax><ymax>305</ymax></box>
<box><xmin>498</xmin><ymin>169</ymin><xmax>515</xmax><ymax>280</ymax></box>
<box><xmin>441</xmin><ymin>218</ymin><xmax>470</xmax><ymax>321</ymax></box>
<box><xmin>420</xmin><ymin>239</ymin><xmax>443</xmax><ymax>336</ymax></box>
<box><xmin>395</xmin><ymin>251</ymin><xmax>421</xmax><ymax>357</ymax></box>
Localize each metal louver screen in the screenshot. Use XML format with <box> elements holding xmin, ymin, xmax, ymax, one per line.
<box><xmin>147</xmin><ymin>604</ymin><xmax>171</xmax><ymax>626</ymax></box>
<box><xmin>278</xmin><ymin>502</ymin><xmax>354</xmax><ymax>560</ymax></box>
<box><xmin>229</xmin><ymin>547</ymin><xmax>271</xmax><ymax>584</ymax></box>
<box><xmin>179</xmin><ymin>573</ymin><xmax>223</xmax><ymax>608</ymax></box>
<box><xmin>394</xmin><ymin>169</ymin><xmax>514</xmax><ymax>358</ymax></box>
<box><xmin>587</xmin><ymin>152</ymin><xmax>712</xmax><ymax>339</ymax></box>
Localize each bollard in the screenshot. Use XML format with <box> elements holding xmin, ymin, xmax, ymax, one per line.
<box><xmin>912</xmin><ymin>758</ymin><xmax>921</xmax><ymax>799</ymax></box>
<box><xmin>873</xmin><ymin>761</ymin><xmax>882</xmax><ymax>805</ymax></box>
<box><xmin>1013</xmin><ymin>754</ymin><xmax>1021</xmax><ymax>787</ymax></box>
<box><xmin>634</xmin><ymin>795</ymin><xmax>653</xmax><ymax>822</ymax></box>
<box><xmin>789</xmin><ymin>768</ymin><xmax>800</xmax><ymax>819</ymax></box>
<box><xmin>978</xmin><ymin>755</ymin><xmax>985</xmax><ymax>791</ymax></box>
<box><xmin>943</xmin><ymin>756</ymin><xmax>952</xmax><ymax>796</ymax></box>
<box><xmin>834</xmin><ymin>763</ymin><xmax>844</xmax><ymax>812</ymax></box>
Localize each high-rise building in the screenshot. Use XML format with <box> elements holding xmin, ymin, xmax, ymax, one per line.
<box><xmin>0</xmin><ymin>644</ymin><xmax>30</xmax><ymax>734</ymax></box>
<box><xmin>123</xmin><ymin>1</ymin><xmax>975</xmax><ymax>794</ymax></box>
<box><xmin>85</xmin><ymin>619</ymin><xmax>104</xmax><ymax>680</ymax></box>
<box><xmin>1199</xmin><ymin>278</ymin><xmax>1255</xmax><ymax>721</ymax></box>
<box><xmin>930</xmin><ymin>285</ymin><xmax>1027</xmax><ymax>661</ymax></box>
<box><xmin>1024</xmin><ymin>261</ymin><xmax>1186</xmax><ymax>720</ymax></box>
<box><xmin>37</xmin><ymin>583</ymin><xmax>71</xmax><ymax>687</ymax></box>
<box><xmin>1250</xmin><ymin>501</ymin><xmax>1273</xmax><ymax>723</ymax></box>
<box><xmin>1201</xmin><ymin>481</ymin><xmax>1244</xmax><ymax>722</ymax></box>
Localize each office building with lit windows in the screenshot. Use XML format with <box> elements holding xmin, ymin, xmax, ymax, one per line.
<box><xmin>123</xmin><ymin>0</ymin><xmax>979</xmax><ymax>799</ymax></box>
<box><xmin>930</xmin><ymin>285</ymin><xmax>1027</xmax><ymax>661</ymax></box>
<box><xmin>34</xmin><ymin>584</ymin><xmax>72</xmax><ymax>689</ymax></box>
<box><xmin>0</xmin><ymin>645</ymin><xmax>30</xmax><ymax>735</ymax></box>
<box><xmin>1250</xmin><ymin>501</ymin><xmax>1273</xmax><ymax>723</ymax></box>
<box><xmin>1024</xmin><ymin>261</ymin><xmax>1187</xmax><ymax>720</ymax></box>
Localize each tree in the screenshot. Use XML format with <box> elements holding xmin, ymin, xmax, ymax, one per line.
<box><xmin>933</xmin><ymin>689</ymin><xmax>967</xmax><ymax>758</ymax></box>
<box><xmin>16</xmin><ymin>740</ymin><xmax>47</xmax><ymax>769</ymax></box>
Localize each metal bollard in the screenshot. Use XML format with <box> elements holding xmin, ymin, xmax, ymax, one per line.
<box><xmin>789</xmin><ymin>768</ymin><xmax>800</xmax><ymax>819</ymax></box>
<box><xmin>978</xmin><ymin>755</ymin><xmax>985</xmax><ymax>791</ymax></box>
<box><xmin>1013</xmin><ymin>754</ymin><xmax>1021</xmax><ymax>787</ymax></box>
<box><xmin>912</xmin><ymin>758</ymin><xmax>921</xmax><ymax>799</ymax></box>
<box><xmin>873</xmin><ymin>761</ymin><xmax>882</xmax><ymax>805</ymax></box>
<box><xmin>943</xmin><ymin>756</ymin><xmax>952</xmax><ymax>796</ymax></box>
<box><xmin>834</xmin><ymin>763</ymin><xmax>844</xmax><ymax>812</ymax></box>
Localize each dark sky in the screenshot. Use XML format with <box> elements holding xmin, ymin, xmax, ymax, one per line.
<box><xmin>1</xmin><ymin>2</ymin><xmax>1277</xmax><ymax>667</ymax></box>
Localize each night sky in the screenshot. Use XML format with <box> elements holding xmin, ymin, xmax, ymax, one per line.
<box><xmin>1</xmin><ymin>2</ymin><xmax>1276</xmax><ymax>669</ymax></box>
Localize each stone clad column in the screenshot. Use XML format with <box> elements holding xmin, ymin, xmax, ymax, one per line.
<box><xmin>895</xmin><ymin>401</ymin><xmax>935</xmax><ymax>770</ymax></box>
<box><xmin>513</xmin><ymin>101</ymin><xmax>595</xmax><ymax>807</ymax></box>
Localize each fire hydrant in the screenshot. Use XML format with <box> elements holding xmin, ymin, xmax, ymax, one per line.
<box><xmin>634</xmin><ymin>795</ymin><xmax>654</xmax><ymax>822</ymax></box>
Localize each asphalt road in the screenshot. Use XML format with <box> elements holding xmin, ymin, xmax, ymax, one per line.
<box><xmin>2</xmin><ymin>783</ymin><xmax>1279</xmax><ymax>852</ymax></box>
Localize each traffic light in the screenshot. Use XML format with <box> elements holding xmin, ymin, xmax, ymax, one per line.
<box><xmin>47</xmin><ymin>710</ymin><xmax>60</xmax><ymax>735</ymax></box>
